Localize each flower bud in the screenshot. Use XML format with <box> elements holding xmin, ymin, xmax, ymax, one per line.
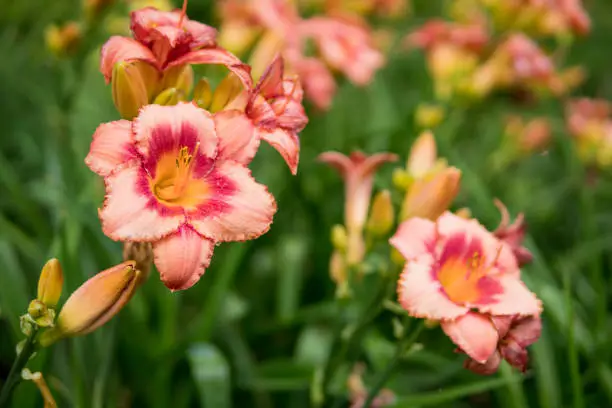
<box><xmin>415</xmin><ymin>104</ymin><xmax>445</xmax><ymax>130</ymax></box>
<box><xmin>210</xmin><ymin>73</ymin><xmax>242</xmax><ymax>113</ymax></box>
<box><xmin>367</xmin><ymin>190</ymin><xmax>395</xmax><ymax>237</ymax></box>
<box><xmin>193</xmin><ymin>78</ymin><xmax>212</xmax><ymax>109</ymax></box>
<box><xmin>400</xmin><ymin>167</ymin><xmax>461</xmax><ymax>221</ymax></box>
<box><xmin>122</xmin><ymin>242</ymin><xmax>153</xmax><ymax>286</ymax></box>
<box><xmin>153</xmin><ymin>87</ymin><xmax>184</xmax><ymax>106</ymax></box>
<box><xmin>112</xmin><ymin>61</ymin><xmax>149</xmax><ymax>120</ymax></box>
<box><xmin>331</xmin><ymin>224</ymin><xmax>348</xmax><ymax>251</ymax></box>
<box><xmin>160</xmin><ymin>65</ymin><xmax>194</xmax><ymax>97</ymax></box>
<box><xmin>392</xmin><ymin>168</ymin><xmax>412</xmax><ymax>191</ymax></box>
<box><xmin>37</xmin><ymin>258</ymin><xmax>63</xmax><ymax>308</ymax></box>
<box><xmin>44</xmin><ymin>22</ymin><xmax>82</xmax><ymax>57</ymax></box>
<box><xmin>407</xmin><ymin>131</ymin><xmax>437</xmax><ymax>178</ymax></box>
<box><xmin>40</xmin><ymin>261</ymin><xmax>140</xmax><ymax>346</ymax></box>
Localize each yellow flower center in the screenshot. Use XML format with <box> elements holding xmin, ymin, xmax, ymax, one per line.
<box><xmin>151</xmin><ymin>144</ymin><xmax>209</xmax><ymax>209</ymax></box>
<box><xmin>437</xmin><ymin>251</ymin><xmax>487</xmax><ymax>305</ymax></box>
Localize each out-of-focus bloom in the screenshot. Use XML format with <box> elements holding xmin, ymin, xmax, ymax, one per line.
<box><xmin>405</xmin><ymin>20</ymin><xmax>488</xmax><ymax>101</ymax></box>
<box><xmin>347</xmin><ymin>363</ymin><xmax>396</xmax><ymax>408</ymax></box>
<box><xmin>100</xmin><ymin>5</ymin><xmax>253</xmax><ymax>118</ymax></box>
<box><xmin>37</xmin><ymin>259</ymin><xmax>64</xmax><ymax>309</ymax></box>
<box><xmin>322</xmin><ymin>0</ymin><xmax>409</xmax><ymax>19</ymax></box>
<box><xmin>85</xmin><ymin>103</ymin><xmax>276</xmax><ymax>290</ymax></box>
<box><xmin>319</xmin><ymin>151</ymin><xmax>397</xmax><ymax>264</ymax></box>
<box><xmin>40</xmin><ymin>261</ymin><xmax>140</xmax><ymax>345</ymax></box>
<box><xmin>367</xmin><ymin>190</ymin><xmax>394</xmax><ymax>237</ymax></box>
<box><xmin>84</xmin><ymin>0</ymin><xmax>115</xmax><ymax>21</ymax></box>
<box><xmin>45</xmin><ymin>22</ymin><xmax>82</xmax><ymax>57</ymax></box>
<box><xmin>481</xmin><ymin>0</ymin><xmax>590</xmax><ymax>38</ymax></box>
<box><xmin>390</xmin><ymin>212</ymin><xmax>542</xmax><ymax>369</ymax></box>
<box><xmin>566</xmin><ymin>98</ymin><xmax>612</xmax><ymax>168</ymax></box>
<box><xmin>505</xmin><ymin>115</ymin><xmax>552</xmax><ymax>154</ymax></box>
<box><xmin>298</xmin><ymin>17</ymin><xmax>385</xmax><ymax>86</ymax></box>
<box><xmin>399</xmin><ymin>131</ymin><xmax>461</xmax><ymax>221</ymax></box>
<box><xmin>493</xmin><ymin>200</ymin><xmax>533</xmax><ymax>267</ymax></box>
<box><xmin>463</xmin><ymin>314</ymin><xmax>542</xmax><ymax>374</ymax></box>
<box><xmin>246</xmin><ymin>57</ymin><xmax>308</xmax><ymax>174</ymax></box>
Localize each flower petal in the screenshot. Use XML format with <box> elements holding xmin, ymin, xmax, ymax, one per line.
<box><xmin>389</xmin><ymin>217</ymin><xmax>437</xmax><ymax>260</ymax></box>
<box><xmin>99</xmin><ymin>166</ymin><xmax>184</xmax><ymax>241</ymax></box>
<box><xmin>100</xmin><ymin>36</ymin><xmax>158</xmax><ymax>83</ymax></box>
<box><xmin>215</xmin><ymin>110</ymin><xmax>259</xmax><ymax>165</ymax></box>
<box><xmin>191</xmin><ymin>161</ymin><xmax>277</xmax><ymax>242</ymax></box>
<box><xmin>397</xmin><ymin>259</ymin><xmax>468</xmax><ymax>320</ymax></box>
<box><xmin>441</xmin><ymin>312</ymin><xmax>499</xmax><ymax>363</ymax></box>
<box><xmin>477</xmin><ymin>276</ymin><xmax>542</xmax><ymax>316</ymax></box>
<box><xmin>85</xmin><ymin>120</ymin><xmax>137</xmax><ymax>177</ymax></box>
<box><xmin>133</xmin><ymin>102</ymin><xmax>217</xmax><ymax>159</ymax></box>
<box><xmin>258</xmin><ymin>128</ymin><xmax>300</xmax><ymax>175</ymax></box>
<box><xmin>153</xmin><ymin>225</ymin><xmax>214</xmax><ymax>291</ymax></box>
<box><xmin>167</xmin><ymin>48</ymin><xmax>253</xmax><ymax>91</ymax></box>
<box><xmin>293</xmin><ymin>57</ymin><xmax>336</xmax><ymax>110</ymax></box>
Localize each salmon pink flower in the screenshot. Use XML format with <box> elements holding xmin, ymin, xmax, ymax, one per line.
<box><xmin>85</xmin><ymin>103</ymin><xmax>275</xmax><ymax>291</ymax></box>
<box><xmin>246</xmin><ymin>56</ymin><xmax>308</xmax><ymax>174</ymax></box>
<box><xmin>404</xmin><ymin>19</ymin><xmax>489</xmax><ymax>54</ymax></box>
<box><xmin>320</xmin><ymin>151</ymin><xmax>397</xmax><ymax>264</ymax></box>
<box><xmin>298</xmin><ymin>17</ymin><xmax>384</xmax><ymax>86</ymax></box>
<box><xmin>390</xmin><ymin>212</ymin><xmax>541</xmax><ymax>365</ymax></box>
<box><xmin>565</xmin><ymin>98</ymin><xmax>612</xmax><ymax>168</ymax></box>
<box><xmin>456</xmin><ymin>313</ymin><xmax>542</xmax><ymax>375</ymax></box>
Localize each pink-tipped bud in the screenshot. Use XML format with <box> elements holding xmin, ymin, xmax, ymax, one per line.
<box><xmin>40</xmin><ymin>261</ymin><xmax>140</xmax><ymax>346</ymax></box>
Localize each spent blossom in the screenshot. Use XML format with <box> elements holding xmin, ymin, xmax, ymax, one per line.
<box><xmin>86</xmin><ymin>103</ymin><xmax>277</xmax><ymax>291</ymax></box>
<box><xmin>390</xmin><ymin>212</ymin><xmax>542</xmax><ymax>372</ymax></box>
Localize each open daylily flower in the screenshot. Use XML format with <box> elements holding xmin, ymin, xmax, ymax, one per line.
<box><xmin>100</xmin><ymin>5</ymin><xmax>253</xmax><ymax>103</ymax></box>
<box><xmin>246</xmin><ymin>56</ymin><xmax>308</xmax><ymax>174</ymax></box>
<box><xmin>320</xmin><ymin>151</ymin><xmax>397</xmax><ymax>264</ymax></box>
<box><xmin>459</xmin><ymin>313</ymin><xmax>542</xmax><ymax>375</ymax></box>
<box><xmin>85</xmin><ymin>103</ymin><xmax>275</xmax><ymax>291</ymax></box>
<box><xmin>390</xmin><ymin>212</ymin><xmax>541</xmax><ymax>364</ymax></box>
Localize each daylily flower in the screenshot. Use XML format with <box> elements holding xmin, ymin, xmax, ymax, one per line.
<box><xmin>504</xmin><ymin>115</ymin><xmax>551</xmax><ymax>155</ymax></box>
<box><xmin>404</xmin><ymin>19</ymin><xmax>489</xmax><ymax>54</ymax></box>
<box><xmin>461</xmin><ymin>313</ymin><xmax>542</xmax><ymax>375</ymax></box>
<box><xmin>85</xmin><ymin>103</ymin><xmax>276</xmax><ymax>290</ymax></box>
<box><xmin>100</xmin><ymin>4</ymin><xmax>253</xmax><ymax>117</ymax></box>
<box><xmin>246</xmin><ymin>56</ymin><xmax>308</xmax><ymax>174</ymax></box>
<box><xmin>398</xmin><ymin>131</ymin><xmax>461</xmax><ymax>221</ymax></box>
<box><xmin>390</xmin><ymin>212</ymin><xmax>542</xmax><ymax>366</ymax></box>
<box><xmin>565</xmin><ymin>98</ymin><xmax>612</xmax><ymax>168</ymax></box>
<box><xmin>493</xmin><ymin>200</ymin><xmax>533</xmax><ymax>266</ymax></box>
<box><xmin>319</xmin><ymin>151</ymin><xmax>397</xmax><ymax>264</ymax></box>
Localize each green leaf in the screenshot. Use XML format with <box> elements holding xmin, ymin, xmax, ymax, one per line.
<box><xmin>188</xmin><ymin>343</ymin><xmax>231</xmax><ymax>408</ymax></box>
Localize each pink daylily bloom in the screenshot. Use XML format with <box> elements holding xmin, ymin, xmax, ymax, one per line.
<box><xmin>499</xmin><ymin>34</ymin><xmax>554</xmax><ymax>83</ymax></box>
<box><xmin>85</xmin><ymin>103</ymin><xmax>275</xmax><ymax>291</ymax></box>
<box><xmin>405</xmin><ymin>19</ymin><xmax>489</xmax><ymax>53</ymax></box>
<box><xmin>246</xmin><ymin>56</ymin><xmax>308</xmax><ymax>174</ymax></box>
<box><xmin>320</xmin><ymin>151</ymin><xmax>397</xmax><ymax>264</ymax></box>
<box><xmin>298</xmin><ymin>17</ymin><xmax>384</xmax><ymax>86</ymax></box>
<box><xmin>390</xmin><ymin>212</ymin><xmax>542</xmax><ymax>364</ymax></box>
<box><xmin>100</xmin><ymin>6</ymin><xmax>253</xmax><ymax>91</ymax></box>
<box><xmin>459</xmin><ymin>313</ymin><xmax>542</xmax><ymax>375</ymax></box>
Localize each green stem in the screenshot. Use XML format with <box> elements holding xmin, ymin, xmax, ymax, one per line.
<box><xmin>0</xmin><ymin>332</ymin><xmax>38</xmax><ymax>407</ymax></box>
<box><xmin>362</xmin><ymin>321</ymin><xmax>425</xmax><ymax>408</ymax></box>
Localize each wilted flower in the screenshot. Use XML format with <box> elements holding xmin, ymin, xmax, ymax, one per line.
<box><xmin>246</xmin><ymin>56</ymin><xmax>308</xmax><ymax>174</ymax></box>
<box><xmin>86</xmin><ymin>103</ymin><xmax>276</xmax><ymax>290</ymax></box>
<box><xmin>390</xmin><ymin>212</ymin><xmax>542</xmax><ymax>368</ymax></box>
<box><xmin>461</xmin><ymin>314</ymin><xmax>542</xmax><ymax>375</ymax></box>
<box><xmin>40</xmin><ymin>261</ymin><xmax>140</xmax><ymax>345</ymax></box>
<box><xmin>319</xmin><ymin>151</ymin><xmax>397</xmax><ymax>264</ymax></box>
<box><xmin>399</xmin><ymin>131</ymin><xmax>461</xmax><ymax>221</ymax></box>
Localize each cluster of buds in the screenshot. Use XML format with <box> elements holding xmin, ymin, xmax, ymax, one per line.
<box><xmin>406</xmin><ymin>2</ymin><xmax>588</xmax><ymax>102</ymax></box>
<box><xmin>20</xmin><ymin>259</ymin><xmax>140</xmax><ymax>346</ymax></box>
<box><xmin>565</xmin><ymin>98</ymin><xmax>612</xmax><ymax>169</ymax></box>
<box><xmin>216</xmin><ymin>0</ymin><xmax>385</xmax><ymax>110</ymax></box>
<box><xmin>319</xmin><ymin>151</ymin><xmax>397</xmax><ymax>296</ymax></box>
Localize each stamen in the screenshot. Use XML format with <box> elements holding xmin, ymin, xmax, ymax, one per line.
<box><xmin>178</xmin><ymin>0</ymin><xmax>188</xmax><ymax>27</ymax></box>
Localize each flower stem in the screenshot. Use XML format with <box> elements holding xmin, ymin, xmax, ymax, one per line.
<box><xmin>362</xmin><ymin>321</ymin><xmax>425</xmax><ymax>408</ymax></box>
<box><xmin>0</xmin><ymin>332</ymin><xmax>38</xmax><ymax>407</ymax></box>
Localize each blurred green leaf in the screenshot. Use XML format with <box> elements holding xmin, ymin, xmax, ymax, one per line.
<box><xmin>188</xmin><ymin>343</ymin><xmax>231</xmax><ymax>408</ymax></box>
